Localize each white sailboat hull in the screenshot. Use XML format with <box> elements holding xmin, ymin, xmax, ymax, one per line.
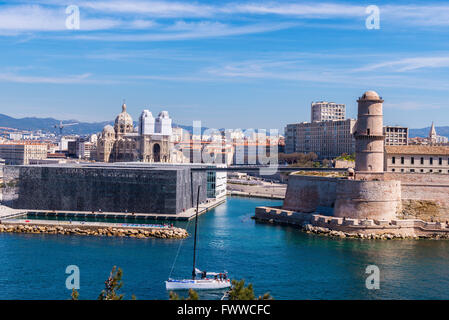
<box><xmin>166</xmin><ymin>279</ymin><xmax>231</xmax><ymax>290</ymax></box>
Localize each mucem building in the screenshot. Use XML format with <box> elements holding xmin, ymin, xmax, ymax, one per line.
<box><xmin>2</xmin><ymin>163</ymin><xmax>208</xmax><ymax>214</ymax></box>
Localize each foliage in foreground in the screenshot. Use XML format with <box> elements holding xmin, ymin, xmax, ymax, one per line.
<box><xmin>70</xmin><ymin>268</ymin><xmax>271</xmax><ymax>300</ymax></box>
<box><xmin>169</xmin><ymin>289</ymin><xmax>199</xmax><ymax>300</ymax></box>
<box><xmin>168</xmin><ymin>279</ymin><xmax>273</xmax><ymax>300</ymax></box>
<box><xmin>71</xmin><ymin>266</ymin><xmax>135</xmax><ymax>300</ymax></box>
<box><xmin>228</xmin><ymin>279</ymin><xmax>272</xmax><ymax>300</ymax></box>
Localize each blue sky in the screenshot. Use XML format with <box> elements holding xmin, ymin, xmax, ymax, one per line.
<box><xmin>1</xmin><ymin>0</ymin><xmax>449</xmax><ymax>131</ymax></box>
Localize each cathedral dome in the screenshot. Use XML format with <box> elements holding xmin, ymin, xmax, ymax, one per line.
<box><xmin>114</xmin><ymin>103</ymin><xmax>133</xmax><ymax>134</ymax></box>
<box><xmin>103</xmin><ymin>124</ymin><xmax>114</xmax><ymax>133</ymax></box>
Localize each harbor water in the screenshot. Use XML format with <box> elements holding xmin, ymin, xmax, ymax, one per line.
<box><xmin>1</xmin><ymin>196</ymin><xmax>449</xmax><ymax>299</ymax></box>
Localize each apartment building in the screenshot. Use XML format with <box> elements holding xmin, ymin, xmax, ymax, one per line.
<box><xmin>311</xmin><ymin>101</ymin><xmax>346</xmax><ymax>122</ymax></box>
<box><xmin>384</xmin><ymin>126</ymin><xmax>408</xmax><ymax>146</ymax></box>
<box><xmin>0</xmin><ymin>143</ymin><xmax>48</xmax><ymax>165</ymax></box>
<box><xmin>285</xmin><ymin>119</ymin><xmax>356</xmax><ymax>159</ymax></box>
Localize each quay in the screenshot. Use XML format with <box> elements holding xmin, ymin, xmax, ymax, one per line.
<box><xmin>6</xmin><ymin>196</ymin><xmax>226</xmax><ymax>222</ymax></box>
<box><xmin>0</xmin><ymin>205</ymin><xmax>26</xmax><ymax>220</ymax></box>
<box><xmin>227</xmin><ymin>191</ymin><xmax>284</xmax><ymax>200</ymax></box>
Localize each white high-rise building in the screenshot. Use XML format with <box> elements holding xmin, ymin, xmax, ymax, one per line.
<box><xmin>311</xmin><ymin>101</ymin><xmax>346</xmax><ymax>122</ymax></box>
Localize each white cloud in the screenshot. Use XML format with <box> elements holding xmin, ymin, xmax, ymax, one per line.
<box><xmin>69</xmin><ymin>21</ymin><xmax>295</xmax><ymax>41</ymax></box>
<box><xmin>0</xmin><ymin>72</ymin><xmax>94</xmax><ymax>84</ymax></box>
<box><xmin>355</xmin><ymin>56</ymin><xmax>449</xmax><ymax>72</ymax></box>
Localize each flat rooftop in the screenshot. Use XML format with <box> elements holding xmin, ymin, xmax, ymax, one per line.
<box><xmin>8</xmin><ymin>162</ymin><xmax>226</xmax><ymax>171</ymax></box>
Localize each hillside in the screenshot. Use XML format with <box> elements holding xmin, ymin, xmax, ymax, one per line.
<box><xmin>409</xmin><ymin>126</ymin><xmax>449</xmax><ymax>138</ymax></box>
<box><xmin>0</xmin><ymin>113</ymin><xmax>197</xmax><ymax>135</ymax></box>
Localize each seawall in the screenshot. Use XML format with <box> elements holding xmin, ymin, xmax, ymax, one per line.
<box><xmin>0</xmin><ymin>219</ymin><xmax>188</xmax><ymax>239</ymax></box>
<box><xmin>254</xmin><ymin>206</ymin><xmax>449</xmax><ymax>239</ymax></box>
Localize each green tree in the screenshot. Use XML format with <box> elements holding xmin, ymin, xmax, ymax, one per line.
<box><xmin>98</xmin><ymin>266</ymin><xmax>125</xmax><ymax>300</ymax></box>
<box><xmin>169</xmin><ymin>289</ymin><xmax>199</xmax><ymax>300</ymax></box>
<box><xmin>228</xmin><ymin>279</ymin><xmax>272</xmax><ymax>300</ymax></box>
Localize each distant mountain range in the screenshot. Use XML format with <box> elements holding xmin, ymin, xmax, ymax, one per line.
<box><xmin>409</xmin><ymin>126</ymin><xmax>449</xmax><ymax>139</ymax></box>
<box><xmin>0</xmin><ymin>113</ymin><xmax>197</xmax><ymax>135</ymax></box>
<box><xmin>0</xmin><ymin>113</ymin><xmax>448</xmax><ymax>138</ymax></box>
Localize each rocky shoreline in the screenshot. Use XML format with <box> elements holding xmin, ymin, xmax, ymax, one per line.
<box><xmin>0</xmin><ymin>223</ymin><xmax>189</xmax><ymax>239</ymax></box>
<box><xmin>301</xmin><ymin>223</ymin><xmax>449</xmax><ymax>240</ymax></box>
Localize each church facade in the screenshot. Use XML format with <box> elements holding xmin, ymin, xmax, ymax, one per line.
<box><xmin>96</xmin><ymin>103</ymin><xmax>173</xmax><ymax>163</ymax></box>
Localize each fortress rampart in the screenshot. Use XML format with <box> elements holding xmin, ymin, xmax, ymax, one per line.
<box><xmin>333</xmin><ymin>179</ymin><xmax>401</xmax><ymax>220</ymax></box>
<box><xmin>282</xmin><ymin>174</ymin><xmax>403</xmax><ymax>221</ymax></box>
<box><xmin>259</xmin><ymin>90</ymin><xmax>449</xmax><ymax>236</ymax></box>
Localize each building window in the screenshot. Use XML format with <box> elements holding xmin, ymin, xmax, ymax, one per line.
<box><xmin>401</xmin><ymin>157</ymin><xmax>404</xmax><ymax>164</ymax></box>
<box><xmin>411</xmin><ymin>157</ymin><xmax>414</xmax><ymax>165</ymax></box>
<box><xmin>392</xmin><ymin>157</ymin><xmax>396</xmax><ymax>164</ymax></box>
<box><xmin>410</xmin><ymin>169</ymin><xmax>415</xmax><ymax>173</ymax></box>
<box><xmin>439</xmin><ymin>158</ymin><xmax>443</xmax><ymax>165</ymax></box>
<box><xmin>420</xmin><ymin>169</ymin><xmax>424</xmax><ymax>173</ymax></box>
<box><xmin>430</xmin><ymin>157</ymin><xmax>433</xmax><ymax>165</ymax></box>
<box><xmin>391</xmin><ymin>168</ymin><xmax>395</xmax><ymax>172</ymax></box>
<box><xmin>421</xmin><ymin>157</ymin><xmax>424</xmax><ymax>165</ymax></box>
<box><xmin>430</xmin><ymin>169</ymin><xmax>433</xmax><ymax>173</ymax></box>
<box><xmin>401</xmin><ymin>168</ymin><xmax>404</xmax><ymax>172</ymax></box>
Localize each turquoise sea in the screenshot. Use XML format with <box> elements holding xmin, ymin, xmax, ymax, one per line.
<box><xmin>1</xmin><ymin>196</ymin><xmax>449</xmax><ymax>300</ymax></box>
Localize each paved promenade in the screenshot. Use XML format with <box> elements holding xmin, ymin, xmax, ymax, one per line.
<box><xmin>0</xmin><ymin>205</ymin><xmax>26</xmax><ymax>219</ymax></box>
<box><xmin>227</xmin><ymin>180</ymin><xmax>286</xmax><ymax>199</ymax></box>
<box><xmin>3</xmin><ymin>196</ymin><xmax>226</xmax><ymax>221</ymax></box>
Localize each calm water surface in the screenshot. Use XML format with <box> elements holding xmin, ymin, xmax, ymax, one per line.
<box><xmin>1</xmin><ymin>196</ymin><xmax>449</xmax><ymax>300</ymax></box>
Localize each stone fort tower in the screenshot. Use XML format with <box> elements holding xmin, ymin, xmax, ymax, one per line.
<box><xmin>355</xmin><ymin>91</ymin><xmax>385</xmax><ymax>172</ymax></box>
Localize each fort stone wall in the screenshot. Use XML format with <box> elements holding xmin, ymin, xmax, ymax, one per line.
<box><xmin>333</xmin><ymin>180</ymin><xmax>401</xmax><ymax>220</ymax></box>
<box><xmin>282</xmin><ymin>174</ymin><xmax>338</xmax><ymax>214</ymax></box>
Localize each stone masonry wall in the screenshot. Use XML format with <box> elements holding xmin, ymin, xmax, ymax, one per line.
<box><xmin>333</xmin><ymin>180</ymin><xmax>401</xmax><ymax>220</ymax></box>
<box><xmin>282</xmin><ymin>174</ymin><xmax>338</xmax><ymax>214</ymax></box>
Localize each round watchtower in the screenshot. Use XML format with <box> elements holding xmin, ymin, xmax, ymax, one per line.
<box><xmin>354</xmin><ymin>91</ymin><xmax>384</xmax><ymax>172</ymax></box>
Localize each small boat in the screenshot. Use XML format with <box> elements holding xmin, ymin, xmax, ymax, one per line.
<box><xmin>165</xmin><ymin>183</ymin><xmax>231</xmax><ymax>291</ymax></box>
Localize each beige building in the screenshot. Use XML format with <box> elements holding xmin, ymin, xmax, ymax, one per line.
<box><xmin>96</xmin><ymin>104</ymin><xmax>173</xmax><ymax>163</ymax></box>
<box><xmin>285</xmin><ymin>119</ymin><xmax>356</xmax><ymax>159</ymax></box>
<box><xmin>385</xmin><ymin>145</ymin><xmax>449</xmax><ymax>174</ymax></box>
<box><xmin>0</xmin><ymin>143</ymin><xmax>47</xmax><ymax>165</ymax></box>
<box><xmin>311</xmin><ymin>101</ymin><xmax>345</xmax><ymax>122</ymax></box>
<box><xmin>383</xmin><ymin>126</ymin><xmax>408</xmax><ymax>146</ymax></box>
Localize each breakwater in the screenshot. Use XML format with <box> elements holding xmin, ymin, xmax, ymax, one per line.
<box><xmin>0</xmin><ymin>219</ymin><xmax>188</xmax><ymax>239</ymax></box>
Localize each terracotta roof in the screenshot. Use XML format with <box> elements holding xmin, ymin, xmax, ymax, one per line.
<box><xmin>385</xmin><ymin>145</ymin><xmax>449</xmax><ymax>155</ymax></box>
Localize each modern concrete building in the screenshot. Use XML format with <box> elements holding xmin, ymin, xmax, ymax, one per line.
<box><xmin>0</xmin><ymin>143</ymin><xmax>47</xmax><ymax>165</ymax></box>
<box><xmin>384</xmin><ymin>126</ymin><xmax>408</xmax><ymax>146</ymax></box>
<box><xmin>385</xmin><ymin>145</ymin><xmax>449</xmax><ymax>174</ymax></box>
<box><xmin>354</xmin><ymin>91</ymin><xmax>385</xmax><ymax>172</ymax></box>
<box><xmin>311</xmin><ymin>101</ymin><xmax>345</xmax><ymax>122</ymax></box>
<box><xmin>285</xmin><ymin>119</ymin><xmax>356</xmax><ymax>159</ymax></box>
<box><xmin>2</xmin><ymin>163</ymin><xmax>208</xmax><ymax>214</ymax></box>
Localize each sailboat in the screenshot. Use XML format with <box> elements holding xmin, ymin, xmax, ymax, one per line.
<box><xmin>165</xmin><ymin>184</ymin><xmax>231</xmax><ymax>291</ymax></box>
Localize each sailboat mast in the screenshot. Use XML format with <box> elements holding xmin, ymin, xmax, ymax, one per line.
<box><xmin>192</xmin><ymin>184</ymin><xmax>200</xmax><ymax>280</ymax></box>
